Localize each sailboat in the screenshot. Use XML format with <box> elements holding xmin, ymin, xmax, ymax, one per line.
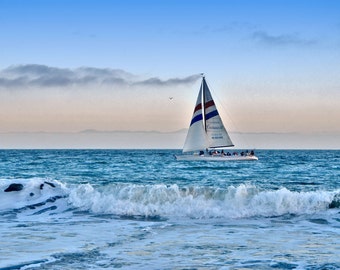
<box><xmin>175</xmin><ymin>75</ymin><xmax>258</xmax><ymax>161</ymax></box>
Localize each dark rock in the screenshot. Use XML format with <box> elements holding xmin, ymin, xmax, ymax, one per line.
<box><xmin>44</xmin><ymin>181</ymin><xmax>56</xmax><ymax>188</ymax></box>
<box><xmin>329</xmin><ymin>193</ymin><xmax>340</xmax><ymax>209</ymax></box>
<box><xmin>4</xmin><ymin>183</ymin><xmax>24</xmax><ymax>192</ymax></box>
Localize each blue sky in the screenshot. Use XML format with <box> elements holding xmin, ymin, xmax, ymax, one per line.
<box><xmin>0</xmin><ymin>0</ymin><xmax>339</xmax><ymax>148</ymax></box>
<box><xmin>2</xmin><ymin>0</ymin><xmax>339</xmax><ymax>75</ymax></box>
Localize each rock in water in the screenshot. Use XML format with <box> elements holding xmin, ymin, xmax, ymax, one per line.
<box><xmin>44</xmin><ymin>181</ymin><xmax>56</xmax><ymax>188</ymax></box>
<box><xmin>4</xmin><ymin>183</ymin><xmax>24</xmax><ymax>192</ymax></box>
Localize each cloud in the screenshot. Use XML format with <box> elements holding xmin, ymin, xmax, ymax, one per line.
<box><xmin>133</xmin><ymin>75</ymin><xmax>201</xmax><ymax>87</ymax></box>
<box><xmin>251</xmin><ymin>31</ymin><xmax>317</xmax><ymax>47</ymax></box>
<box><xmin>0</xmin><ymin>64</ymin><xmax>201</xmax><ymax>89</ymax></box>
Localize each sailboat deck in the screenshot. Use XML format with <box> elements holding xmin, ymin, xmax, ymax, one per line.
<box><xmin>175</xmin><ymin>154</ymin><xmax>258</xmax><ymax>161</ymax></box>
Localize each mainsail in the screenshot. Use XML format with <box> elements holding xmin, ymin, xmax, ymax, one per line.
<box><xmin>182</xmin><ymin>83</ymin><xmax>208</xmax><ymax>152</ymax></box>
<box><xmin>182</xmin><ymin>76</ymin><xmax>234</xmax><ymax>153</ymax></box>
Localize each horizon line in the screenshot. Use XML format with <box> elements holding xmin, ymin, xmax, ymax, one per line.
<box><xmin>1</xmin><ymin>129</ymin><xmax>339</xmax><ymax>135</ymax></box>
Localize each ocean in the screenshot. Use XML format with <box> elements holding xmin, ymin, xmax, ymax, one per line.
<box><xmin>0</xmin><ymin>149</ymin><xmax>339</xmax><ymax>270</ymax></box>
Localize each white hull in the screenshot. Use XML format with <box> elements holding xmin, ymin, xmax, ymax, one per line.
<box><xmin>175</xmin><ymin>154</ymin><xmax>258</xmax><ymax>161</ymax></box>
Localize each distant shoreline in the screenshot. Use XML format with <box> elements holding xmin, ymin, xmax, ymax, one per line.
<box><xmin>0</xmin><ymin>130</ymin><xmax>339</xmax><ymax>150</ymax></box>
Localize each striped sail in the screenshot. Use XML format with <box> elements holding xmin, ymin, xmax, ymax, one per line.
<box><xmin>202</xmin><ymin>78</ymin><xmax>234</xmax><ymax>149</ymax></box>
<box><xmin>182</xmin><ymin>76</ymin><xmax>233</xmax><ymax>153</ymax></box>
<box><xmin>182</xmin><ymin>84</ymin><xmax>208</xmax><ymax>152</ymax></box>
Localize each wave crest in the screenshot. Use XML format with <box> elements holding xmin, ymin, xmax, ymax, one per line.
<box><xmin>68</xmin><ymin>183</ymin><xmax>338</xmax><ymax>218</ymax></box>
<box><xmin>1</xmin><ymin>178</ymin><xmax>338</xmax><ymax>219</ymax></box>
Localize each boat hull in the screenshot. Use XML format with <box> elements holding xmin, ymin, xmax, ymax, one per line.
<box><xmin>175</xmin><ymin>154</ymin><xmax>258</xmax><ymax>161</ymax></box>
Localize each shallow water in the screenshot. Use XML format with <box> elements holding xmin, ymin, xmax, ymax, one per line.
<box><xmin>0</xmin><ymin>149</ymin><xmax>339</xmax><ymax>269</ymax></box>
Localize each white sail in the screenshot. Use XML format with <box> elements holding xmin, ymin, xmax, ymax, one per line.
<box><xmin>183</xmin><ymin>85</ymin><xmax>208</xmax><ymax>152</ymax></box>
<box><xmin>202</xmin><ymin>78</ymin><xmax>234</xmax><ymax>148</ymax></box>
<box><xmin>183</xmin><ymin>76</ymin><xmax>234</xmax><ymax>152</ymax></box>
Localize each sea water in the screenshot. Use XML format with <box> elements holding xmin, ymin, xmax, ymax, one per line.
<box><xmin>0</xmin><ymin>149</ymin><xmax>339</xmax><ymax>269</ymax></box>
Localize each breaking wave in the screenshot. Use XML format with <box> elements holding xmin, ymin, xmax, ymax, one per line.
<box><xmin>69</xmin><ymin>183</ymin><xmax>339</xmax><ymax>218</ymax></box>
<box><xmin>1</xmin><ymin>178</ymin><xmax>339</xmax><ymax>219</ymax></box>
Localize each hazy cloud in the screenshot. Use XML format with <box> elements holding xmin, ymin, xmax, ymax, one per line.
<box><xmin>0</xmin><ymin>64</ymin><xmax>200</xmax><ymax>89</ymax></box>
<box><xmin>133</xmin><ymin>75</ymin><xmax>201</xmax><ymax>87</ymax></box>
<box><xmin>252</xmin><ymin>31</ymin><xmax>317</xmax><ymax>47</ymax></box>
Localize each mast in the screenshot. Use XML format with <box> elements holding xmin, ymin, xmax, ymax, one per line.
<box><xmin>201</xmin><ymin>73</ymin><xmax>207</xmax><ymax>132</ymax></box>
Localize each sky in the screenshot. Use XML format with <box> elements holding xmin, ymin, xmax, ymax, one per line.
<box><xmin>0</xmin><ymin>0</ymin><xmax>339</xmax><ymax>149</ymax></box>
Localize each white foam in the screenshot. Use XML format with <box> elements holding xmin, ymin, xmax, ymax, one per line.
<box><xmin>67</xmin><ymin>183</ymin><xmax>339</xmax><ymax>219</ymax></box>
<box><xmin>1</xmin><ymin>178</ymin><xmax>337</xmax><ymax>219</ymax></box>
<box><xmin>0</xmin><ymin>178</ymin><xmax>67</xmax><ymax>211</ymax></box>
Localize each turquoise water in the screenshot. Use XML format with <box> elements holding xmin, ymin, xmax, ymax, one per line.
<box><xmin>0</xmin><ymin>150</ymin><xmax>339</xmax><ymax>269</ymax></box>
